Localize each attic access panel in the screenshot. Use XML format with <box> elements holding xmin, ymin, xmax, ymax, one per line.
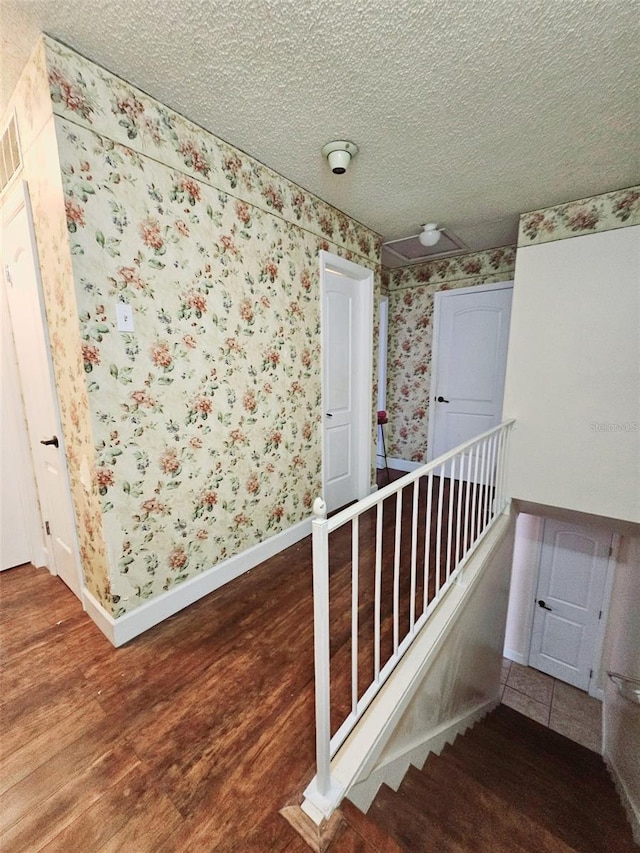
<box><xmin>382</xmin><ymin>229</ymin><xmax>468</xmax><ymax>265</ymax></box>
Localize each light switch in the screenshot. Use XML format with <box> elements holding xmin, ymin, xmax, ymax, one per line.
<box><xmin>116</xmin><ymin>302</ymin><xmax>135</xmax><ymax>332</ymax></box>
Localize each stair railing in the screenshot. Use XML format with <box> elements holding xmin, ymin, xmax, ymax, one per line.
<box><xmin>305</xmin><ymin>419</ymin><xmax>515</xmax><ymax>816</ymax></box>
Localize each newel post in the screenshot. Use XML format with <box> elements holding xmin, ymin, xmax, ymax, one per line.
<box><xmin>311</xmin><ymin>496</ymin><xmax>331</xmax><ymax>796</ymax></box>
<box><xmin>303</xmin><ymin>496</ymin><xmax>346</xmax><ymax>820</ymax></box>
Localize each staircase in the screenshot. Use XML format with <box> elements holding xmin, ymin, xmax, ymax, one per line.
<box><xmin>340</xmin><ymin>704</ymin><xmax>636</xmax><ymax>852</ymax></box>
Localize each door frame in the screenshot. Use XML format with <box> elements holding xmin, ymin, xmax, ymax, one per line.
<box><xmin>377</xmin><ymin>295</ymin><xmax>388</xmax><ymax>467</ymax></box>
<box><xmin>319</xmin><ymin>250</ymin><xmax>374</xmax><ymax>506</ymax></box>
<box><xmin>2</xmin><ymin>180</ymin><xmax>83</xmax><ymax>595</ymax></box>
<box><xmin>427</xmin><ymin>279</ymin><xmax>513</xmax><ymax>462</ymax></box>
<box><xmin>524</xmin><ymin>516</ymin><xmax>618</xmax><ymax>699</ymax></box>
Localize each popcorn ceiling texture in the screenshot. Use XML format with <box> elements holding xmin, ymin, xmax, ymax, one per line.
<box><xmin>3</xmin><ymin>0</ymin><xmax>639</xmax><ymax>252</ymax></box>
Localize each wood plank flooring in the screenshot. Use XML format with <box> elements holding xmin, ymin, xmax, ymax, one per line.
<box><xmin>2</xmin><ymin>468</ymin><xmax>623</xmax><ymax>851</ymax></box>
<box><xmin>344</xmin><ymin>704</ymin><xmax>636</xmax><ymax>852</ymax></box>
<box><xmin>0</xmin><ymin>468</ymin><xmax>483</xmax><ymax>851</ymax></box>
<box><xmin>1</xmin><ymin>552</ymin><xmax>318</xmax><ymax>851</ymax></box>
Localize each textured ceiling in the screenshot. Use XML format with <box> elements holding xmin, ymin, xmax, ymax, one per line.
<box><xmin>2</xmin><ymin>0</ymin><xmax>639</xmax><ymax>262</ymax></box>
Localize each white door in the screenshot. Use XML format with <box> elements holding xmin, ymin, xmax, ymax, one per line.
<box><xmin>529</xmin><ymin>519</ymin><xmax>611</xmax><ymax>690</ymax></box>
<box><xmin>2</xmin><ymin>182</ymin><xmax>82</xmax><ymax>598</ymax></box>
<box><xmin>429</xmin><ymin>283</ymin><xmax>512</xmax><ymax>461</ymax></box>
<box><xmin>321</xmin><ymin>252</ymin><xmax>373</xmax><ymax>513</ymax></box>
<box><xmin>0</xmin><ymin>282</ymin><xmax>39</xmax><ymax>570</ymax></box>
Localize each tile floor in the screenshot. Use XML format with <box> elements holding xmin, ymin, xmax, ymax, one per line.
<box><xmin>500</xmin><ymin>659</ymin><xmax>602</xmax><ymax>753</ymax></box>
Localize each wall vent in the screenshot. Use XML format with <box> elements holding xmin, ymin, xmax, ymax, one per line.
<box><xmin>382</xmin><ymin>228</ymin><xmax>469</xmax><ymax>267</ymax></box>
<box><xmin>0</xmin><ymin>115</ymin><xmax>22</xmax><ymax>195</ymax></box>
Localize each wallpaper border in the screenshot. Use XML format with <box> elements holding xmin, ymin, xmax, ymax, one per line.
<box><xmin>518</xmin><ymin>185</ymin><xmax>640</xmax><ymax>247</ymax></box>
<box><xmin>386</xmin><ymin>245</ymin><xmax>517</xmax><ymax>292</ymax></box>
<box><xmin>42</xmin><ymin>34</ymin><xmax>381</xmax><ymax>267</ymax></box>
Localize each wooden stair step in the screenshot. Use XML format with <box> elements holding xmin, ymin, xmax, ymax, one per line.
<box><xmin>445</xmin><ymin>711</ymin><xmax>624</xmax><ymax>811</ymax></box>
<box><xmin>366</xmin><ymin>781</ymin><xmax>472</xmax><ymax>852</ymax></box>
<box><xmin>437</xmin><ymin>729</ymin><xmax>635</xmax><ymax>850</ymax></box>
<box><xmin>342</xmin><ymin>706</ymin><xmax>636</xmax><ymax>853</ymax></box>
<box><xmin>486</xmin><ymin>704</ymin><xmax>604</xmax><ymax>770</ymax></box>
<box><xmin>396</xmin><ymin>760</ymin><xmax>576</xmax><ymax>852</ymax></box>
<box><xmin>340</xmin><ymin>798</ymin><xmax>404</xmax><ymax>853</ymax></box>
<box><xmin>450</xmin><ymin>725</ymin><xmax>611</xmax><ymax>801</ymax></box>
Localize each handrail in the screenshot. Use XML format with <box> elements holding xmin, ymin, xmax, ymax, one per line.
<box><xmin>305</xmin><ymin>419</ymin><xmax>515</xmax><ymax>816</ymax></box>
<box><xmin>608</xmin><ymin>671</ymin><xmax>640</xmax><ymax>705</ymax></box>
<box><xmin>326</xmin><ymin>419</ymin><xmax>516</xmax><ymax>532</ymax></box>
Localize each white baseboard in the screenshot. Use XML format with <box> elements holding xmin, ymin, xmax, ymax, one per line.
<box><xmin>604</xmin><ymin>752</ymin><xmax>640</xmax><ymax>845</ymax></box>
<box><xmin>503</xmin><ymin>647</ymin><xmax>527</xmax><ymax>665</ymax></box>
<box><xmin>387</xmin><ymin>457</ymin><xmax>421</xmax><ymax>473</ymax></box>
<box><xmin>83</xmin><ymin>589</ymin><xmax>117</xmax><ymax>644</ymax></box>
<box><xmin>83</xmin><ymin>518</ymin><xmax>312</xmax><ymax>647</ymax></box>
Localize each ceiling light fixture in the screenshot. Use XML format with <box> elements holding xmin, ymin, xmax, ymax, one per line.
<box><xmin>321</xmin><ymin>140</ymin><xmax>359</xmax><ymax>174</ymax></box>
<box><xmin>418</xmin><ymin>223</ymin><xmax>442</xmax><ymax>247</ymax></box>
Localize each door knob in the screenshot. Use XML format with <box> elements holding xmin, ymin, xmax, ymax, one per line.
<box><xmin>538</xmin><ymin>599</ymin><xmax>553</xmax><ymax>611</ymax></box>
<box><xmin>326</xmin><ymin>413</ymin><xmax>333</xmax><ymax>418</ymax></box>
<box><xmin>40</xmin><ymin>436</ymin><xmax>59</xmax><ymax>448</ymax></box>
<box><xmin>436</xmin><ymin>396</ymin><xmax>450</xmax><ymax>403</ymax></box>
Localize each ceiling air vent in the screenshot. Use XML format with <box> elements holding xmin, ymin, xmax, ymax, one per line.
<box><xmin>382</xmin><ymin>228</ymin><xmax>468</xmax><ymax>267</ymax></box>
<box><xmin>1</xmin><ymin>115</ymin><xmax>22</xmax><ymax>195</ymax></box>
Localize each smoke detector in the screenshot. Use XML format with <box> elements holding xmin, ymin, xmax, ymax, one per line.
<box><xmin>321</xmin><ymin>140</ymin><xmax>359</xmax><ymax>174</ymax></box>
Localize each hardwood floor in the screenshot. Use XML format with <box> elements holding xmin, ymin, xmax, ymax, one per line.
<box><xmin>339</xmin><ymin>704</ymin><xmax>637</xmax><ymax>852</ymax></box>
<box><xmin>1</xmin><ymin>554</ymin><xmax>318</xmax><ymax>851</ymax></box>
<box><xmin>0</xmin><ymin>467</ymin><xmax>484</xmax><ymax>851</ymax></box>
<box><xmin>2</xmin><ymin>469</ymin><xmax>622</xmax><ymax>851</ymax></box>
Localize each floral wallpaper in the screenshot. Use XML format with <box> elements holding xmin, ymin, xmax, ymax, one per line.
<box><xmin>3</xmin><ymin>40</ymin><xmax>111</xmax><ymax>604</ymax></box>
<box><xmin>385</xmin><ymin>247</ymin><xmax>517</xmax><ymax>464</ymax></box>
<box><xmin>43</xmin><ymin>36</ymin><xmax>380</xmax><ymax>266</ymax></box>
<box><xmin>56</xmin><ymin>118</ymin><xmax>336</xmax><ymax>614</ymax></box>
<box><xmin>4</xmin><ymin>36</ymin><xmax>381</xmax><ymax>618</ymax></box>
<box><xmin>518</xmin><ymin>186</ymin><xmax>640</xmax><ymax>246</ymax></box>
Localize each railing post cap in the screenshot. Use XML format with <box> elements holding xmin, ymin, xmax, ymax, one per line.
<box><xmin>313</xmin><ymin>497</ymin><xmax>327</xmax><ymax>518</ymax></box>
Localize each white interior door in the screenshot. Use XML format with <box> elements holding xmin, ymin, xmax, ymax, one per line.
<box><xmin>0</xmin><ymin>280</ymin><xmax>39</xmax><ymax>570</ymax></box>
<box><xmin>429</xmin><ymin>283</ymin><xmax>512</xmax><ymax>461</ymax></box>
<box><xmin>529</xmin><ymin>518</ymin><xmax>611</xmax><ymax>690</ymax></box>
<box><xmin>2</xmin><ymin>182</ymin><xmax>82</xmax><ymax>598</ymax></box>
<box><xmin>321</xmin><ymin>252</ymin><xmax>373</xmax><ymax>513</ymax></box>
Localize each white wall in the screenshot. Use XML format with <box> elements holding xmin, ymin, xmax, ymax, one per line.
<box><xmin>503</xmin><ymin>226</ymin><xmax>640</xmax><ymax>524</ymax></box>
<box><xmin>601</xmin><ymin>536</ymin><xmax>640</xmax><ymax>842</ymax></box>
<box><xmin>503</xmin><ymin>513</ymin><xmax>544</xmax><ymax>664</ymax></box>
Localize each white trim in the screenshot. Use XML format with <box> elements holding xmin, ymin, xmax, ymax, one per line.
<box><xmin>386</xmin><ymin>457</ymin><xmax>420</xmax><ymax>473</ymax></box>
<box><xmin>377</xmin><ymin>296</ymin><xmax>389</xmax><ymax>463</ymax></box>
<box><xmin>84</xmin><ymin>517</ymin><xmax>312</xmax><ymax>647</ymax></box>
<box><xmin>82</xmin><ymin>588</ymin><xmax>117</xmax><ymax>644</ymax></box>
<box><xmin>509</xmin><ymin>512</ymin><xmax>545</xmax><ymax>665</ymax></box>
<box><xmin>588</xmin><ymin>533</ymin><xmax>619</xmax><ymax>698</ymax></box>
<box><xmin>427</xmin><ymin>280</ymin><xmax>514</xmax><ymax>463</ymax></box>
<box><xmin>503</xmin><ymin>648</ymin><xmax>528</xmax><ymax>665</ymax></box>
<box><xmin>319</xmin><ymin>250</ymin><xmax>374</xmax><ymax>510</ymax></box>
